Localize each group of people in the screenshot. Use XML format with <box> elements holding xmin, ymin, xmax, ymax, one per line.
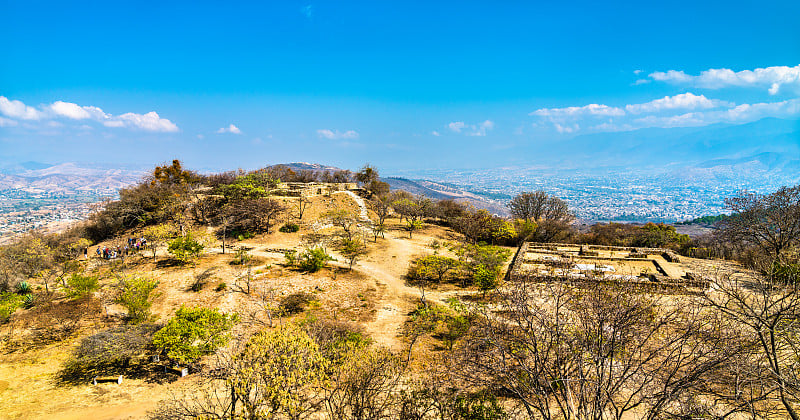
<box><xmin>94</xmin><ymin>237</ymin><xmax>148</xmax><ymax>260</ymax></box>
<box><xmin>128</xmin><ymin>236</ymin><xmax>147</xmax><ymax>251</ymax></box>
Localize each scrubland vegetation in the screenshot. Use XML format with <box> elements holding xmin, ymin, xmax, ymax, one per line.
<box><xmin>1</xmin><ymin>160</ymin><xmax>800</xmax><ymax>419</ymax></box>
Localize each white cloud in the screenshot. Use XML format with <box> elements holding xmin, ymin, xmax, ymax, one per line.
<box><xmin>431</xmin><ymin>130</ymin><xmax>440</xmax><ymax>136</ymax></box>
<box><xmin>217</xmin><ymin>124</ymin><xmax>242</xmax><ymax>134</ymax></box>
<box><xmin>532</xmin><ymin>93</ymin><xmax>799</xmax><ymax>134</ymax></box>
<box><xmin>633</xmin><ymin>69</ymin><xmax>643</xmax><ymax>75</ymax></box>
<box><xmin>447</xmin><ymin>120</ymin><xmax>494</xmax><ymax>136</ymax></box>
<box><xmin>466</xmin><ymin>120</ymin><xmax>495</xmax><ymax>136</ymax></box>
<box><xmin>530</xmin><ymin>103</ymin><xmax>625</xmax><ymax>118</ymax></box>
<box><xmin>0</xmin><ymin>96</ymin><xmax>179</xmax><ymax>132</ymax></box>
<box><xmin>530</xmin><ymin>103</ymin><xmax>624</xmax><ymax>134</ymax></box>
<box><xmin>317</xmin><ymin>129</ymin><xmax>359</xmax><ymax>140</ymax></box>
<box><xmin>625</xmin><ymin>93</ymin><xmax>733</xmax><ymax>114</ymax></box>
<box><xmin>649</xmin><ymin>64</ymin><xmax>800</xmax><ymax>94</ymax></box>
<box><xmin>0</xmin><ymin>96</ymin><xmax>42</xmax><ymax>120</ymax></box>
<box><xmin>633</xmin><ymin>98</ymin><xmax>800</xmax><ymax>129</ymax></box>
<box><xmin>447</xmin><ymin>121</ymin><xmax>466</xmax><ymax>133</ymax></box>
<box><xmin>0</xmin><ymin>116</ymin><xmax>18</xmax><ymax>127</ymax></box>
<box><xmin>555</xmin><ymin>123</ymin><xmax>579</xmax><ymax>134</ymax></box>
<box><xmin>633</xmin><ymin>79</ymin><xmax>650</xmax><ymax>85</ymax></box>
<box><xmin>107</xmin><ymin>112</ymin><xmax>179</xmax><ymax>132</ymax></box>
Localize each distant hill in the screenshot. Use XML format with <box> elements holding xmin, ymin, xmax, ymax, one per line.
<box><xmin>0</xmin><ymin>162</ymin><xmax>145</xmax><ymax>194</ymax></box>
<box><xmin>383</xmin><ymin>177</ymin><xmax>510</xmax><ymax>216</ymax></box>
<box><xmin>268</xmin><ymin>162</ymin><xmax>344</xmax><ymax>173</ymax></box>
<box><xmin>543</xmin><ymin>117</ymin><xmax>800</xmax><ymax>170</ymax></box>
<box><xmin>271</xmin><ymin>163</ymin><xmax>511</xmax><ymax>215</ymax></box>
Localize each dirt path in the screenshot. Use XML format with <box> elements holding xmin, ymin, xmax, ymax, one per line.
<box><xmin>231</xmin><ymin>191</ymin><xmax>444</xmax><ymax>351</ymax></box>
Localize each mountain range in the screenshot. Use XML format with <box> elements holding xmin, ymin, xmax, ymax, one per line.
<box><xmin>0</xmin><ymin>162</ymin><xmax>145</xmax><ymax>193</ymax></box>
<box><xmin>535</xmin><ymin>117</ymin><xmax>800</xmax><ymax>171</ymax></box>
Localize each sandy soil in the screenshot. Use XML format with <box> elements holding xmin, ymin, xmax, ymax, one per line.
<box><xmin>0</xmin><ymin>191</ymin><xmax>464</xmax><ymax>419</ymax></box>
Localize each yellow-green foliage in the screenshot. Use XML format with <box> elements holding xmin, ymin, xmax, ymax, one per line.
<box><xmin>233</xmin><ymin>325</ymin><xmax>329</xmax><ymax>418</ymax></box>
<box><xmin>152</xmin><ymin>306</ymin><xmax>238</xmax><ymax>365</ymax></box>
<box><xmin>66</xmin><ymin>273</ymin><xmax>100</xmax><ymax>299</ymax></box>
<box><xmin>409</xmin><ymin>255</ymin><xmax>461</xmax><ymax>284</ymax></box>
<box><xmin>167</xmin><ymin>233</ymin><xmax>204</xmax><ymax>265</ymax></box>
<box><xmin>0</xmin><ymin>292</ymin><xmax>23</xmax><ymax>323</ymax></box>
<box><xmin>114</xmin><ymin>275</ymin><xmax>159</xmax><ymax>324</ymax></box>
<box><xmin>325</xmin><ymin>343</ymin><xmax>404</xmax><ymax>418</ymax></box>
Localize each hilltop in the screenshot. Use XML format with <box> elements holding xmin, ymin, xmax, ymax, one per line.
<box><xmin>0</xmin><ymin>160</ymin><xmax>797</xmax><ymax>419</ymax></box>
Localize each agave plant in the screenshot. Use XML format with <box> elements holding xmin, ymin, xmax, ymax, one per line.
<box><xmin>15</xmin><ymin>281</ymin><xmax>31</xmax><ymax>295</ymax></box>
<box><xmin>22</xmin><ymin>293</ymin><xmax>35</xmax><ymax>309</ymax></box>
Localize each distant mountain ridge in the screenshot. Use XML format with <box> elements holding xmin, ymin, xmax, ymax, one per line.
<box><xmin>270</xmin><ymin>163</ymin><xmax>510</xmax><ymax>215</ymax></box>
<box><xmin>544</xmin><ymin>117</ymin><xmax>800</xmax><ymax>169</ymax></box>
<box><xmin>0</xmin><ymin>162</ymin><xmax>145</xmax><ymax>193</ymax></box>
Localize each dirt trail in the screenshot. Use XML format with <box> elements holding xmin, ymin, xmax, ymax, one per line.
<box><xmin>219</xmin><ymin>191</ymin><xmax>440</xmax><ymax>350</ymax></box>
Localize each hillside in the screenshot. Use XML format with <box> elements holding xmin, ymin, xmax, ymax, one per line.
<box><xmin>0</xmin><ymin>161</ymin><xmax>792</xmax><ymax>419</ymax></box>
<box><xmin>0</xmin><ymin>162</ymin><xmax>145</xmax><ymax>193</ymax></box>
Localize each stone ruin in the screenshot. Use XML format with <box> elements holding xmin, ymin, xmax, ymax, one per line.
<box><xmin>508</xmin><ymin>242</ymin><xmax>709</xmax><ymax>292</ymax></box>
<box><xmin>274</xmin><ymin>182</ymin><xmax>359</xmax><ymax>197</ymax></box>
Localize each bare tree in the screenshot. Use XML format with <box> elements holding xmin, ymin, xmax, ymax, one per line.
<box><xmin>722</xmin><ymin>185</ymin><xmax>800</xmax><ymax>262</ymax></box>
<box><xmin>508</xmin><ymin>191</ymin><xmax>550</xmax><ymax>223</ymax></box>
<box><xmin>324</xmin><ymin>210</ymin><xmax>359</xmax><ymax>241</ymax></box>
<box><xmin>296</xmin><ymin>195</ymin><xmax>311</xmax><ymax>221</ymax></box>
<box><xmin>455</xmin><ymin>280</ymin><xmax>733</xmax><ymax>419</ymax></box>
<box><xmin>324</xmin><ymin>345</ymin><xmax>404</xmax><ymax>420</ymax></box>
<box><xmin>368</xmin><ymin>196</ymin><xmax>392</xmax><ymax>226</ymax></box>
<box><xmin>704</xmin><ymin>265</ymin><xmax>800</xmax><ymax>419</ymax></box>
<box><xmin>224</xmin><ymin>198</ymin><xmax>286</xmax><ymax>234</ymax></box>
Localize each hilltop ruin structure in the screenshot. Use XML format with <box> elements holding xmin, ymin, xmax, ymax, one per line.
<box><xmin>508</xmin><ymin>242</ymin><xmax>709</xmax><ymax>291</ymax></box>
<box><xmin>274</xmin><ymin>182</ymin><xmax>359</xmax><ymax>197</ymax></box>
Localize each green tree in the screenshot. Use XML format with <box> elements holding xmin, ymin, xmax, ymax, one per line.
<box><xmin>299</xmin><ymin>247</ymin><xmax>334</xmax><ymax>272</ymax></box>
<box><xmin>218</xmin><ymin>172</ymin><xmax>277</xmax><ymax>201</ymax></box>
<box><xmin>152</xmin><ymin>306</ymin><xmax>239</xmax><ymax>365</ymax></box>
<box><xmin>405</xmin><ymin>219</ymin><xmax>424</xmax><ymax>238</ymax></box>
<box><xmin>66</xmin><ymin>273</ymin><xmax>100</xmax><ymax>299</ymax></box>
<box><xmin>340</xmin><ymin>238</ymin><xmax>367</xmax><ymax>271</ymax></box>
<box><xmin>142</xmin><ymin>223</ymin><xmax>179</xmax><ymax>260</ymax></box>
<box><xmin>233</xmin><ymin>325</ymin><xmax>329</xmax><ymax>419</ymax></box>
<box><xmin>410</xmin><ymin>255</ymin><xmax>461</xmax><ymax>285</ymax></box>
<box><xmin>490</xmin><ymin>221</ymin><xmax>516</xmax><ymax>245</ymax></box>
<box><xmin>114</xmin><ymin>275</ymin><xmax>159</xmax><ymax>324</ymax></box>
<box><xmin>167</xmin><ymin>233</ymin><xmax>205</xmax><ymax>266</ymax></box>
<box><xmin>473</xmin><ymin>264</ymin><xmax>500</xmax><ymax>297</ymax></box>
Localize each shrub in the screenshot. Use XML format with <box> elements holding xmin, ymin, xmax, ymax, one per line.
<box><xmin>22</xmin><ymin>293</ymin><xmax>36</xmax><ymax>309</ymax></box>
<box><xmin>280</xmin><ymin>292</ymin><xmax>316</xmax><ymax>315</ymax></box>
<box><xmin>167</xmin><ymin>234</ymin><xmax>204</xmax><ymax>265</ymax></box>
<box><xmin>279</xmin><ymin>222</ymin><xmax>300</xmax><ymax>233</ymax></box>
<box><xmin>152</xmin><ymin>306</ymin><xmax>238</xmax><ymax>365</ymax></box>
<box><xmin>15</xmin><ymin>281</ymin><xmax>31</xmax><ymax>295</ymax></box>
<box><xmin>114</xmin><ymin>276</ymin><xmax>159</xmax><ymax>324</ymax></box>
<box><xmin>0</xmin><ymin>293</ymin><xmax>23</xmax><ymax>322</ymax></box>
<box><xmin>284</xmin><ymin>250</ymin><xmax>298</xmax><ymax>267</ymax></box>
<box><xmin>301</xmin><ymin>317</ymin><xmax>371</xmax><ymax>358</ymax></box>
<box><xmin>231</xmin><ymin>248</ymin><xmax>253</xmax><ymax>266</ymax></box>
<box><xmin>66</xmin><ymin>274</ymin><xmax>100</xmax><ymax>299</ymax></box>
<box><xmin>215</xmin><ymin>282</ymin><xmax>227</xmax><ymax>291</ymax></box>
<box><xmin>451</xmin><ymin>392</ymin><xmax>507</xmax><ymax>420</ymax></box>
<box><xmin>298</xmin><ymin>247</ymin><xmax>334</xmax><ymax>272</ymax></box>
<box><xmin>60</xmin><ymin>324</ymin><xmax>162</xmax><ymax>381</ymax></box>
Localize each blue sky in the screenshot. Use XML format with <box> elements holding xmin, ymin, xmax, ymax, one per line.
<box><xmin>1</xmin><ymin>0</ymin><xmax>799</xmax><ymax>172</ymax></box>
